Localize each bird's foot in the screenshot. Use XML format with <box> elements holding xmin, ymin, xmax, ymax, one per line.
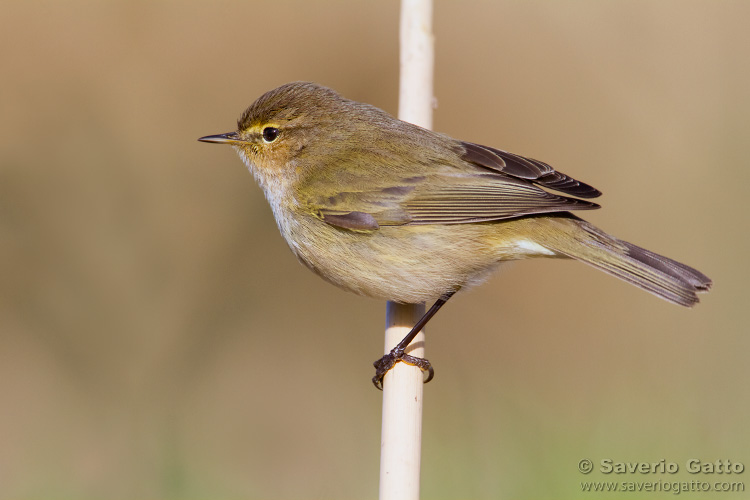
<box><xmin>372</xmin><ymin>346</ymin><xmax>434</xmax><ymax>390</ymax></box>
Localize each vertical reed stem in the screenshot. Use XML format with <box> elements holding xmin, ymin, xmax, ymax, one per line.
<box><xmin>379</xmin><ymin>1</ymin><xmax>434</xmax><ymax>499</ymax></box>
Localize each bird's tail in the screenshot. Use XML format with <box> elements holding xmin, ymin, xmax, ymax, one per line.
<box><xmin>533</xmin><ymin>216</ymin><xmax>712</xmax><ymax>307</ymax></box>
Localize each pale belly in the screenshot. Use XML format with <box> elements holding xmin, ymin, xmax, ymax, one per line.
<box><xmin>278</xmin><ymin>213</ymin><xmax>557</xmax><ymax>303</ymax></box>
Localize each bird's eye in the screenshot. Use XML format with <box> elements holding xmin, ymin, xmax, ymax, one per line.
<box><xmin>262</xmin><ymin>127</ymin><xmax>279</xmax><ymax>143</ymax></box>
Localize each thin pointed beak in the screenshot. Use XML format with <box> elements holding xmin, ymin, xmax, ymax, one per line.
<box><xmin>198</xmin><ymin>132</ymin><xmax>246</xmax><ymax>145</ymax></box>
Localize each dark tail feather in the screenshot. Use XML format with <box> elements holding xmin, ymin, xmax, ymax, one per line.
<box><xmin>540</xmin><ymin>218</ymin><xmax>712</xmax><ymax>307</ymax></box>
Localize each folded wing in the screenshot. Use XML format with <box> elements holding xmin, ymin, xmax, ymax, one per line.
<box><xmin>315</xmin><ymin>171</ymin><xmax>600</xmax><ymax>231</ymax></box>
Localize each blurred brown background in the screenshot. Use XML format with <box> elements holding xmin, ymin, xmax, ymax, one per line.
<box><xmin>1</xmin><ymin>1</ymin><xmax>747</xmax><ymax>499</ymax></box>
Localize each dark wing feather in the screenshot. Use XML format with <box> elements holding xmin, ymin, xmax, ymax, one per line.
<box><xmin>461</xmin><ymin>142</ymin><xmax>602</xmax><ymax>198</ymax></box>
<box><xmin>321</xmin><ymin>211</ymin><xmax>380</xmax><ymax>231</ymax></box>
<box><xmin>403</xmin><ymin>173</ymin><xmax>599</xmax><ymax>224</ymax></box>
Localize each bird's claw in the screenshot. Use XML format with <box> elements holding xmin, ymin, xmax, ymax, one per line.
<box><xmin>372</xmin><ymin>347</ymin><xmax>434</xmax><ymax>390</ymax></box>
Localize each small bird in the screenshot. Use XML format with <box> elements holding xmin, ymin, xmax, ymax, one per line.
<box><xmin>199</xmin><ymin>82</ymin><xmax>711</xmax><ymax>388</ymax></box>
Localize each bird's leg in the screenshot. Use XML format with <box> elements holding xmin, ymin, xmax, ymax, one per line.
<box><xmin>372</xmin><ymin>291</ymin><xmax>455</xmax><ymax>390</ymax></box>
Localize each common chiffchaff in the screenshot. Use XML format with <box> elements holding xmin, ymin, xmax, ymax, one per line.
<box><xmin>200</xmin><ymin>82</ymin><xmax>711</xmax><ymax>387</ymax></box>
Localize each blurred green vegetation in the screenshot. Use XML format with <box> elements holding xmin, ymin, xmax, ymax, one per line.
<box><xmin>1</xmin><ymin>1</ymin><xmax>747</xmax><ymax>499</ymax></box>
